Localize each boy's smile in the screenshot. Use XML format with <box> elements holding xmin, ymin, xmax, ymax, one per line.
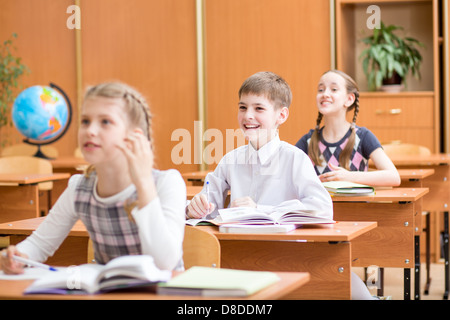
<box><xmin>238</xmin><ymin>93</ymin><xmax>288</xmax><ymax>150</ymax></box>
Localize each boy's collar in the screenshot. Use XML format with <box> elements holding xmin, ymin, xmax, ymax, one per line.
<box><xmin>248</xmin><ymin>134</ymin><xmax>280</xmax><ymax>165</ymax></box>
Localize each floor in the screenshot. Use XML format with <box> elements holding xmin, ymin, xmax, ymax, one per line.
<box><xmin>354</xmin><ymin>262</ymin><xmax>447</xmax><ymax>300</ymax></box>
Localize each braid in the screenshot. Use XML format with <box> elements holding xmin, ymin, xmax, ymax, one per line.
<box><xmin>309</xmin><ymin>112</ymin><xmax>324</xmax><ymax>166</ymax></box>
<box><xmin>123</xmin><ymin>90</ymin><xmax>153</xmax><ymax>144</ymax></box>
<box><xmin>351</xmin><ymin>92</ymin><xmax>359</xmax><ymax>127</ymax></box>
<box><xmin>339</xmin><ymin>92</ymin><xmax>359</xmax><ymax>169</ymax></box>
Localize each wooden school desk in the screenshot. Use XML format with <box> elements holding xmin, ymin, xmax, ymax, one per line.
<box><xmin>196</xmin><ymin>222</ymin><xmax>377</xmax><ymax>300</ymax></box>
<box><xmin>0</xmin><ymin>173</ymin><xmax>70</xmax><ymax>223</ymax></box>
<box><xmin>390</xmin><ymin>154</ymin><xmax>450</xmax><ymax>300</ymax></box>
<box><xmin>332</xmin><ymin>187</ymin><xmax>428</xmax><ymax>300</ymax></box>
<box><xmin>0</xmin><ymin>217</ymin><xmax>89</xmax><ymax>266</ymax></box>
<box><xmin>0</xmin><ymin>217</ymin><xmax>374</xmax><ymax>300</ymax></box>
<box><xmin>0</xmin><ymin>271</ymin><xmax>309</xmax><ymax>300</ymax></box>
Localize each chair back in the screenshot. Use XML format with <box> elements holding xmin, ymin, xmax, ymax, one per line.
<box><xmin>87</xmin><ymin>227</ymin><xmax>221</xmax><ymax>268</ymax></box>
<box><xmin>0</xmin><ymin>156</ymin><xmax>53</xmax><ymax>190</ymax></box>
<box><xmin>382</xmin><ymin>143</ymin><xmax>431</xmax><ymax>156</ymax></box>
<box><xmin>183</xmin><ymin>226</ymin><xmax>220</xmax><ymax>269</ymax></box>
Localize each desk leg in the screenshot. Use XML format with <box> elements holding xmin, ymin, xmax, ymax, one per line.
<box><xmin>404</xmin><ymin>269</ymin><xmax>411</xmax><ymax>300</ymax></box>
<box><xmin>424</xmin><ymin>212</ymin><xmax>431</xmax><ymax>295</ymax></box>
<box><xmin>414</xmin><ymin>235</ymin><xmax>421</xmax><ymax>300</ymax></box>
<box><xmin>444</xmin><ymin>211</ymin><xmax>449</xmax><ymax>300</ymax></box>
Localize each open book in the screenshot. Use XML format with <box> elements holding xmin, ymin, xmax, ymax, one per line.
<box><xmin>186</xmin><ymin>200</ymin><xmax>334</xmax><ymax>228</ymax></box>
<box><xmin>157</xmin><ymin>266</ymin><xmax>280</xmax><ymax>297</ymax></box>
<box><xmin>216</xmin><ymin>199</ymin><xmax>335</xmax><ymax>226</ymax></box>
<box><xmin>322</xmin><ymin>181</ymin><xmax>375</xmax><ymax>196</ymax></box>
<box><xmin>24</xmin><ymin>255</ymin><xmax>171</xmax><ymax>295</ymax></box>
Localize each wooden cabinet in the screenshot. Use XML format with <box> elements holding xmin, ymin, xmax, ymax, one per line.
<box><xmin>357</xmin><ymin>92</ymin><xmax>436</xmax><ymax>150</ymax></box>
<box><xmin>335</xmin><ymin>0</ymin><xmax>440</xmax><ymax>152</ymax></box>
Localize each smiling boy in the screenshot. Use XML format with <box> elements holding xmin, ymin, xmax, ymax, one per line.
<box><xmin>186</xmin><ymin>71</ymin><xmax>332</xmax><ymax>219</ymax></box>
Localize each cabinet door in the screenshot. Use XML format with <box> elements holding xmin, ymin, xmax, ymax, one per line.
<box><xmin>358</xmin><ymin>94</ymin><xmax>434</xmax><ymax>128</ymax></box>
<box><xmin>356</xmin><ymin>94</ymin><xmax>436</xmax><ymax>151</ymax></box>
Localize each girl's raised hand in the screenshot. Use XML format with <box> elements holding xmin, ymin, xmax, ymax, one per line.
<box><xmin>116</xmin><ymin>129</ymin><xmax>156</xmax><ymax>207</ymax></box>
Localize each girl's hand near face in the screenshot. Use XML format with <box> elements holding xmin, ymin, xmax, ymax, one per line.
<box><xmin>116</xmin><ymin>129</ymin><xmax>156</xmax><ymax>208</ymax></box>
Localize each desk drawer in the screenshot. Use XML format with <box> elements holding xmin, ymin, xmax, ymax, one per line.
<box><xmin>358</xmin><ymin>95</ymin><xmax>434</xmax><ymax>128</ymax></box>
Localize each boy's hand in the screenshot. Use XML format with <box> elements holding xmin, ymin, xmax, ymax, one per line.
<box><xmin>231</xmin><ymin>196</ymin><xmax>256</xmax><ymax>208</ymax></box>
<box><xmin>0</xmin><ymin>246</ymin><xmax>28</xmax><ymax>275</ymax></box>
<box><xmin>187</xmin><ymin>194</ymin><xmax>215</xmax><ymax>219</ymax></box>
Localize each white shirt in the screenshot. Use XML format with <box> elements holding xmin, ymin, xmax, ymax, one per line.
<box><xmin>17</xmin><ymin>169</ymin><xmax>186</xmax><ymax>271</ymax></box>
<box><xmin>202</xmin><ymin>135</ymin><xmax>333</xmax><ymax>219</ymax></box>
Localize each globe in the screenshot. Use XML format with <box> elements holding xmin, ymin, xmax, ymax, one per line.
<box><xmin>11</xmin><ymin>84</ymin><xmax>72</xmax><ymax>158</ymax></box>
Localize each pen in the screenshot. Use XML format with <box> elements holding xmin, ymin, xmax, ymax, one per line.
<box><xmin>206</xmin><ymin>180</ymin><xmax>210</xmax><ymax>215</ymax></box>
<box><xmin>2</xmin><ymin>253</ymin><xmax>58</xmax><ymax>272</ymax></box>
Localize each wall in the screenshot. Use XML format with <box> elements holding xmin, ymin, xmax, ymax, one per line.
<box><xmin>0</xmin><ymin>0</ymin><xmax>331</xmax><ymax>172</ymax></box>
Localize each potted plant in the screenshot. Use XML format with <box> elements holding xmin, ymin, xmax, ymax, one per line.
<box><xmin>0</xmin><ymin>33</ymin><xmax>29</xmax><ymax>148</ymax></box>
<box><xmin>359</xmin><ymin>21</ymin><xmax>424</xmax><ymax>92</ymax></box>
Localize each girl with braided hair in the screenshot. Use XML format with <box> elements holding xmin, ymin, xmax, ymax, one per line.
<box><xmin>296</xmin><ymin>70</ymin><xmax>400</xmax><ymax>187</ymax></box>
<box><xmin>1</xmin><ymin>82</ymin><xmax>186</xmax><ymax>274</ymax></box>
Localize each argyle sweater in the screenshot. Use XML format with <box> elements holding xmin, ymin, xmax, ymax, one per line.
<box><xmin>295</xmin><ymin>126</ymin><xmax>381</xmax><ymax>175</ymax></box>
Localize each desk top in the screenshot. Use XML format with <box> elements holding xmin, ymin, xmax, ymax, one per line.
<box><xmin>0</xmin><ymin>217</ymin><xmax>87</xmax><ymax>237</ymax></box>
<box><xmin>330</xmin><ymin>187</ymin><xmax>428</xmax><ymax>202</ymax></box>
<box><xmin>182</xmin><ymin>170</ymin><xmax>211</xmax><ymax>181</ymax></box>
<box><xmin>390</xmin><ymin>153</ymin><xmax>450</xmax><ymax>166</ymax></box>
<box><xmin>0</xmin><ymin>217</ymin><xmax>375</xmax><ymax>243</ymax></box>
<box><xmin>50</xmin><ymin>156</ymin><xmax>88</xmax><ymax>169</ymax></box>
<box><xmin>397</xmin><ymin>168</ymin><xmax>435</xmax><ymax>180</ymax></box>
<box><xmin>0</xmin><ymin>271</ymin><xmax>309</xmax><ymax>300</ymax></box>
<box><xmin>0</xmin><ymin>173</ymin><xmax>71</xmax><ymax>186</ymax></box>
<box><xmin>187</xmin><ymin>186</ymin><xmax>429</xmax><ymax>203</ymax></box>
<box><xmin>196</xmin><ymin>221</ymin><xmax>377</xmax><ymax>242</ymax></box>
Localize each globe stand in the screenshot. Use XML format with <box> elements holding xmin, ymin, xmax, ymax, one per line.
<box><xmin>32</xmin><ymin>144</ymin><xmax>54</xmax><ymax>160</ymax></box>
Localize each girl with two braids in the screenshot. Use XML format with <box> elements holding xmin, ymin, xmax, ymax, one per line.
<box><xmin>1</xmin><ymin>82</ymin><xmax>186</xmax><ymax>274</ymax></box>
<box><xmin>296</xmin><ymin>70</ymin><xmax>400</xmax><ymax>187</ymax></box>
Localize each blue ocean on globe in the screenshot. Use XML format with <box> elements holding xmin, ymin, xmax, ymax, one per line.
<box><xmin>12</xmin><ymin>85</ymin><xmax>69</xmax><ymax>142</ymax></box>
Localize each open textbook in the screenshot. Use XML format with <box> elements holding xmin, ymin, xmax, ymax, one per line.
<box><xmin>24</xmin><ymin>255</ymin><xmax>171</xmax><ymax>295</ymax></box>
<box><xmin>186</xmin><ymin>199</ymin><xmax>335</xmax><ymax>228</ymax></box>
<box><xmin>322</xmin><ymin>181</ymin><xmax>375</xmax><ymax>196</ymax></box>
<box><xmin>157</xmin><ymin>266</ymin><xmax>280</xmax><ymax>297</ymax></box>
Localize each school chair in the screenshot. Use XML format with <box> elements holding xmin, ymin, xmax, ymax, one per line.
<box><xmin>183</xmin><ymin>226</ymin><xmax>220</xmax><ymax>269</ymax></box>
<box><xmin>1</xmin><ymin>143</ymin><xmax>59</xmax><ymax>159</ymax></box>
<box><xmin>382</xmin><ymin>142</ymin><xmax>431</xmax><ymax>156</ymax></box>
<box><xmin>0</xmin><ymin>156</ymin><xmax>54</xmax><ymax>216</ymax></box>
<box><xmin>87</xmin><ymin>238</ymin><xmax>95</xmax><ymax>263</ymax></box>
<box><xmin>382</xmin><ymin>142</ymin><xmax>433</xmax><ymax>295</ymax></box>
<box><xmin>87</xmin><ymin>227</ymin><xmax>221</xmax><ymax>269</ymax></box>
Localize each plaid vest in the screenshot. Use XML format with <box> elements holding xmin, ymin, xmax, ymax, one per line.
<box><xmin>74</xmin><ymin>173</ymin><xmax>142</xmax><ymax>264</ymax></box>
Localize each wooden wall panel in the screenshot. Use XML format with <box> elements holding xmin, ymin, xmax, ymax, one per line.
<box><xmin>0</xmin><ymin>0</ymin><xmax>77</xmax><ymax>157</ymax></box>
<box><xmin>80</xmin><ymin>0</ymin><xmax>198</xmax><ymax>172</ymax></box>
<box><xmin>204</xmin><ymin>0</ymin><xmax>331</xmax><ymax>168</ymax></box>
